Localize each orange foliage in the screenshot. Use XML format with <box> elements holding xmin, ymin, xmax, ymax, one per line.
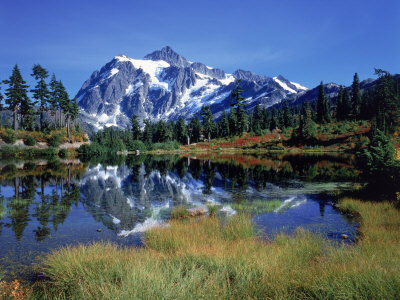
<box><xmin>0</xmin><ymin>280</ymin><xmax>30</xmax><ymax>300</ymax></box>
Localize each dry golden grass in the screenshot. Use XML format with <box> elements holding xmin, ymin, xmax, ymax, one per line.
<box><xmin>29</xmin><ymin>199</ymin><xmax>400</xmax><ymax>299</ymax></box>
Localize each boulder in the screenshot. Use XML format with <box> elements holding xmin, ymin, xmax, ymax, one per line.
<box><xmin>187</xmin><ymin>207</ymin><xmax>206</xmax><ymax>217</ymax></box>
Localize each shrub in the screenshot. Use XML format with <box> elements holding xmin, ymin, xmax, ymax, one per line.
<box><xmin>1</xmin><ymin>129</ymin><xmax>17</xmax><ymax>144</ymax></box>
<box><xmin>126</xmin><ymin>140</ymin><xmax>147</xmax><ymax>152</ymax></box>
<box><xmin>151</xmin><ymin>141</ymin><xmax>180</xmax><ymax>151</ymax></box>
<box><xmin>77</xmin><ymin>143</ymin><xmax>107</xmax><ymax>155</ymax></box>
<box><xmin>23</xmin><ymin>135</ymin><xmax>37</xmax><ymax>146</ymax></box>
<box><xmin>47</xmin><ymin>134</ymin><xmax>63</xmax><ymax>148</ymax></box>
<box><xmin>170</xmin><ymin>206</ymin><xmax>189</xmax><ymax>220</ymax></box>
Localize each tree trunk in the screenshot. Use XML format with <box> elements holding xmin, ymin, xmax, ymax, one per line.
<box><xmin>54</xmin><ymin>110</ymin><xmax>57</xmax><ymax>129</ymax></box>
<box><xmin>67</xmin><ymin>116</ymin><xmax>70</xmax><ymax>141</ymax></box>
<box><xmin>13</xmin><ymin>107</ymin><xmax>18</xmax><ymax>130</ymax></box>
<box><xmin>40</xmin><ymin>110</ymin><xmax>44</xmax><ymax>131</ymax></box>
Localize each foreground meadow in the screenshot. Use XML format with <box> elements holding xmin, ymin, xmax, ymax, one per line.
<box><xmin>2</xmin><ymin>198</ymin><xmax>399</xmax><ymax>299</ymax></box>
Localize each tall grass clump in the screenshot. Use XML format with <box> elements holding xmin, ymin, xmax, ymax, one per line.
<box><xmin>207</xmin><ymin>204</ymin><xmax>219</xmax><ymax>217</ymax></box>
<box><xmin>170</xmin><ymin>205</ymin><xmax>189</xmax><ymax>220</ymax></box>
<box><xmin>31</xmin><ymin>199</ymin><xmax>400</xmax><ymax>299</ymax></box>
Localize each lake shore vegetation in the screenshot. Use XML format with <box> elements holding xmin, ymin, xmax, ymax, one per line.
<box><xmin>26</xmin><ymin>198</ymin><xmax>400</xmax><ymax>299</ymax></box>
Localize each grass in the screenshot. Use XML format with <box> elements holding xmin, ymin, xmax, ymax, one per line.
<box><xmin>25</xmin><ymin>199</ymin><xmax>400</xmax><ymax>299</ymax></box>
<box><xmin>231</xmin><ymin>199</ymin><xmax>282</xmax><ymax>214</ymax></box>
<box><xmin>207</xmin><ymin>204</ymin><xmax>219</xmax><ymax>216</ymax></box>
<box><xmin>169</xmin><ymin>205</ymin><xmax>190</xmax><ymax>220</ymax></box>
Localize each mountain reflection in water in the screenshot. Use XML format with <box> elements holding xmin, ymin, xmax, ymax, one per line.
<box><xmin>0</xmin><ymin>154</ymin><xmax>359</xmax><ymax>276</ymax></box>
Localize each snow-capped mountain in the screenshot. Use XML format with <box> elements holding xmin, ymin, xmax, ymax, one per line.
<box><xmin>76</xmin><ymin>46</ymin><xmax>307</xmax><ymax>130</ymax></box>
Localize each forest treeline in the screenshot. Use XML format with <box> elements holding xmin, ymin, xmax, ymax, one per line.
<box><xmin>81</xmin><ymin>69</ymin><xmax>399</xmax><ymax>151</ymax></box>
<box><xmin>0</xmin><ymin>64</ymin><xmax>79</xmax><ymax>139</ymax></box>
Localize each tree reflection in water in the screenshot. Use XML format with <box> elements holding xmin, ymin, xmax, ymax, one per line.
<box><xmin>0</xmin><ymin>153</ymin><xmax>360</xmax><ymax>242</ymax></box>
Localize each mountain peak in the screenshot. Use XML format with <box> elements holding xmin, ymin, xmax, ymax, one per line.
<box><xmin>144</xmin><ymin>46</ymin><xmax>191</xmax><ymax>68</ymax></box>
<box><xmin>233</xmin><ymin>69</ymin><xmax>271</xmax><ymax>84</ymax></box>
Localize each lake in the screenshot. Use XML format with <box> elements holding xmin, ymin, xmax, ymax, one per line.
<box><xmin>0</xmin><ymin>153</ymin><xmax>360</xmax><ymax>278</ymax></box>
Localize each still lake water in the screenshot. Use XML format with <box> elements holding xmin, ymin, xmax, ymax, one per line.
<box><xmin>0</xmin><ymin>153</ymin><xmax>360</xmax><ymax>277</ymax></box>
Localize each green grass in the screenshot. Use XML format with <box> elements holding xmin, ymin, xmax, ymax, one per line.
<box><xmin>169</xmin><ymin>205</ymin><xmax>189</xmax><ymax>220</ymax></box>
<box><xmin>206</xmin><ymin>204</ymin><xmax>219</xmax><ymax>216</ymax></box>
<box><xmin>231</xmin><ymin>199</ymin><xmax>282</xmax><ymax>214</ymax></box>
<box><xmin>28</xmin><ymin>199</ymin><xmax>400</xmax><ymax>299</ymax></box>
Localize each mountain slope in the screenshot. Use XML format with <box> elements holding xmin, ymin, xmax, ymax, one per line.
<box><xmin>76</xmin><ymin>46</ymin><xmax>307</xmax><ymax>130</ymax></box>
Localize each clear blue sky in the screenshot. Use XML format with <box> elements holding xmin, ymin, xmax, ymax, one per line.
<box><xmin>0</xmin><ymin>0</ymin><xmax>399</xmax><ymax>96</ymax></box>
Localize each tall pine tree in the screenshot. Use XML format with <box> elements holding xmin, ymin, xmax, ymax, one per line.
<box><xmin>176</xmin><ymin>117</ymin><xmax>188</xmax><ymax>144</ymax></box>
<box><xmin>231</xmin><ymin>80</ymin><xmax>247</xmax><ymax>134</ymax></box>
<box><xmin>131</xmin><ymin>114</ymin><xmax>141</xmax><ymax>140</ymax></box>
<box><xmin>373</xmin><ymin>69</ymin><xmax>399</xmax><ymax>134</ymax></box>
<box><xmin>31</xmin><ymin>64</ymin><xmax>50</xmax><ymax>130</ymax></box>
<box><xmin>189</xmin><ymin>116</ymin><xmax>202</xmax><ymax>143</ymax></box>
<box><xmin>57</xmin><ymin>81</ymin><xmax>70</xmax><ymax>128</ymax></box>
<box><xmin>281</xmin><ymin>100</ymin><xmax>293</xmax><ymax>128</ymax></box>
<box><xmin>201</xmin><ymin>106</ymin><xmax>216</xmax><ymax>142</ymax></box>
<box><xmin>351</xmin><ymin>73</ymin><xmax>361</xmax><ymax>119</ymax></box>
<box><xmin>143</xmin><ymin>119</ymin><xmax>153</xmax><ymax>144</ymax></box>
<box><xmin>3</xmin><ymin>65</ymin><xmax>30</xmax><ymax>130</ymax></box>
<box><xmin>48</xmin><ymin>74</ymin><xmax>59</xmax><ymax>128</ymax></box>
<box><xmin>316</xmin><ymin>81</ymin><xmax>331</xmax><ymax>124</ymax></box>
<box><xmin>298</xmin><ymin>101</ymin><xmax>316</xmax><ymax>141</ymax></box>
<box><xmin>251</xmin><ymin>104</ymin><xmax>262</xmax><ymax>134</ymax></box>
<box><xmin>228</xmin><ymin>106</ymin><xmax>237</xmax><ymax>136</ymax></box>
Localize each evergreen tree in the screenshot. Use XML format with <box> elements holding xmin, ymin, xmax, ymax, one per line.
<box><xmin>262</xmin><ymin>107</ymin><xmax>271</xmax><ymax>130</ymax></box>
<box><xmin>372</xmin><ymin>69</ymin><xmax>399</xmax><ymax>134</ymax></box>
<box><xmin>281</xmin><ymin>100</ymin><xmax>293</xmax><ymax>128</ymax></box>
<box><xmin>201</xmin><ymin>105</ymin><xmax>216</xmax><ymax>142</ymax></box>
<box><xmin>48</xmin><ymin>74</ymin><xmax>59</xmax><ymax>128</ymax></box>
<box><xmin>3</xmin><ymin>65</ymin><xmax>30</xmax><ymax>130</ymax></box>
<box><xmin>231</xmin><ymin>80</ymin><xmax>247</xmax><ymax>134</ymax></box>
<box><xmin>154</xmin><ymin>120</ymin><xmax>169</xmax><ymax>143</ymax></box>
<box><xmin>342</xmin><ymin>88</ymin><xmax>351</xmax><ymax>120</ymax></box>
<box><xmin>131</xmin><ymin>114</ymin><xmax>141</xmax><ymax>140</ymax></box>
<box><xmin>143</xmin><ymin>119</ymin><xmax>153</xmax><ymax>144</ymax></box>
<box><xmin>298</xmin><ymin>101</ymin><xmax>316</xmax><ymax>141</ymax></box>
<box><xmin>31</xmin><ymin>64</ymin><xmax>50</xmax><ymax>130</ymax></box>
<box><xmin>175</xmin><ymin>117</ymin><xmax>188</xmax><ymax>144</ymax></box>
<box><xmin>360</xmin><ymin>90</ymin><xmax>371</xmax><ymax>120</ymax></box>
<box><xmin>217</xmin><ymin>111</ymin><xmax>230</xmax><ymax>137</ymax></box>
<box><xmin>351</xmin><ymin>73</ymin><xmax>361</xmax><ymax>119</ymax></box>
<box><xmin>69</xmin><ymin>97</ymin><xmax>79</xmax><ymax>126</ymax></box>
<box><xmin>251</xmin><ymin>104</ymin><xmax>262</xmax><ymax>135</ymax></box>
<box><xmin>189</xmin><ymin>116</ymin><xmax>202</xmax><ymax>143</ymax></box>
<box><xmin>57</xmin><ymin>81</ymin><xmax>70</xmax><ymax>128</ymax></box>
<box><xmin>316</xmin><ymin>81</ymin><xmax>331</xmax><ymax>124</ymax></box>
<box><xmin>64</xmin><ymin>97</ymin><xmax>79</xmax><ymax>139</ymax></box>
<box><xmin>228</xmin><ymin>106</ymin><xmax>237</xmax><ymax>136</ymax></box>
<box><xmin>269</xmin><ymin>108</ymin><xmax>280</xmax><ymax>131</ymax></box>
<box><xmin>20</xmin><ymin>94</ymin><xmax>36</xmax><ymax>131</ymax></box>
<box><xmin>335</xmin><ymin>86</ymin><xmax>344</xmax><ymax>121</ymax></box>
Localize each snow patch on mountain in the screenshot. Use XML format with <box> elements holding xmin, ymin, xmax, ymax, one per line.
<box><xmin>116</xmin><ymin>55</ymin><xmax>172</xmax><ymax>91</ymax></box>
<box><xmin>290</xmin><ymin>81</ymin><xmax>308</xmax><ymax>91</ymax></box>
<box><xmin>273</xmin><ymin>77</ymin><xmax>297</xmax><ymax>94</ymax></box>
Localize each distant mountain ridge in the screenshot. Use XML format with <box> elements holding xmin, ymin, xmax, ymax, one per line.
<box><xmin>76</xmin><ymin>46</ymin><xmax>307</xmax><ymax>131</ymax></box>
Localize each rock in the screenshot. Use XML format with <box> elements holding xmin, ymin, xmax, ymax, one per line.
<box><xmin>187</xmin><ymin>207</ymin><xmax>206</xmax><ymax>217</ymax></box>
<box><xmin>341</xmin><ymin>234</ymin><xmax>349</xmax><ymax>239</ymax></box>
<box><xmin>97</xmin><ymin>229</ymin><xmax>102</xmax><ymax>232</ymax></box>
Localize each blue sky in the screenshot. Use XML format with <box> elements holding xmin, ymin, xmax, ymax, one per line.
<box><xmin>0</xmin><ymin>0</ymin><xmax>399</xmax><ymax>96</ymax></box>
